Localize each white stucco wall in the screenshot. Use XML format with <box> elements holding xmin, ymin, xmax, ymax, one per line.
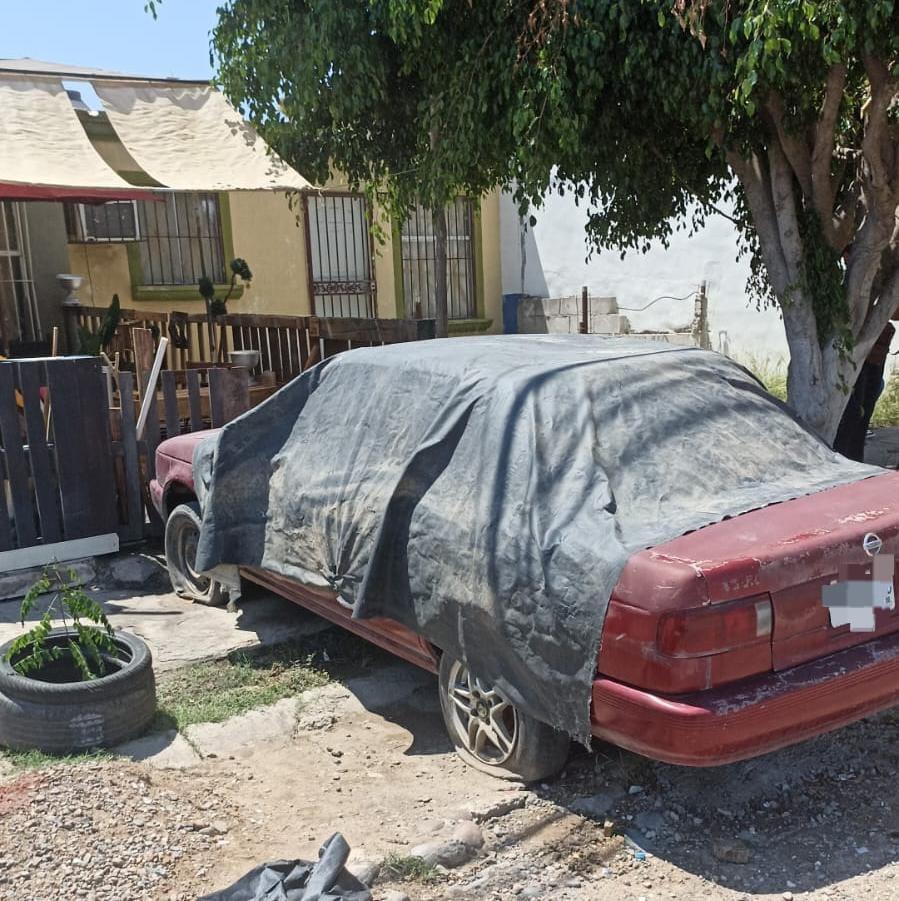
<box><xmin>500</xmin><ymin>190</ymin><xmax>789</xmax><ymax>362</ymax></box>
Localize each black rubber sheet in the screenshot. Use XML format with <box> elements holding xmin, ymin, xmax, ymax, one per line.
<box><xmin>194</xmin><ymin>336</ymin><xmax>876</xmax><ymax>744</ymax></box>
<box><xmin>199</xmin><ymin>833</ymin><xmax>370</xmax><ymax>900</ymax></box>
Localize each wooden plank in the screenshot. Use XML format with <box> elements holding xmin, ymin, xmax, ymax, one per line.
<box><xmin>132</xmin><ymin>327</ymin><xmax>155</xmax><ymax>398</ymax></box>
<box><xmin>46</xmin><ymin>359</ymin><xmax>93</xmax><ymax>539</ymax></box>
<box><xmin>186</xmin><ymin>370</ymin><xmax>204</xmax><ymax>431</ymax></box>
<box><xmin>142</xmin><ymin>382</ymin><xmax>161</xmax><ymax>482</ymax></box>
<box><xmin>161</xmin><ymin>370</ymin><xmax>181</xmax><ymax>437</ymax></box>
<box><xmin>72</xmin><ymin>357</ymin><xmax>118</xmax><ymax>537</ymax></box>
<box><xmin>209</xmin><ymin>367</ymin><xmax>250</xmax><ymax>427</ymax></box>
<box><xmin>17</xmin><ymin>361</ymin><xmax>61</xmax><ymax>544</ymax></box>
<box><xmin>117</xmin><ymin>371</ymin><xmax>144</xmax><ymax>542</ymax></box>
<box><xmin>0</xmin><ymin>364</ymin><xmax>37</xmax><ymax>547</ymax></box>
<box><xmin>0</xmin><ymin>533</ymin><xmax>118</xmax><ymax>573</ymax></box>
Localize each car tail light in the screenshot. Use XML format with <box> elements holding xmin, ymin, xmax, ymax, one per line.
<box><xmin>658</xmin><ymin>595</ymin><xmax>773</xmax><ymax>658</ymax></box>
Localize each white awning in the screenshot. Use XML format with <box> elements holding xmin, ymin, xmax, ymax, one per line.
<box><xmin>95</xmin><ymin>83</ymin><xmax>311</xmax><ymax>193</ymax></box>
<box><xmin>0</xmin><ymin>74</ymin><xmax>141</xmax><ymax>196</ymax></box>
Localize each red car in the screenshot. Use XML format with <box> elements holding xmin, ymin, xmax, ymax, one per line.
<box><xmin>152</xmin><ymin>427</ymin><xmax>899</xmax><ymax>781</ymax></box>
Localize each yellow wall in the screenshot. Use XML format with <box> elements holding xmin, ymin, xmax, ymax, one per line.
<box><xmin>68</xmin><ymin>188</ymin><xmax>503</xmax><ymax>333</ymax></box>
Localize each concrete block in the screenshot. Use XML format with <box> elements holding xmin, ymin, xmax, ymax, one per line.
<box><xmin>0</xmin><ymin>559</ymin><xmax>96</xmax><ymax>602</ymax></box>
<box><xmin>590</xmin><ymin>313</ymin><xmax>631</xmax><ymax>335</ymax></box>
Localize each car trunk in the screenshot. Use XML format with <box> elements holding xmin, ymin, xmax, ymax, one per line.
<box><xmin>654</xmin><ymin>471</ymin><xmax>899</xmax><ymax>673</ymax></box>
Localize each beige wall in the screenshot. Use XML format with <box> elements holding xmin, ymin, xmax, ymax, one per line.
<box><xmin>227</xmin><ymin>191</ymin><xmax>309</xmax><ymax>316</ymax></box>
<box><xmin>67</xmin><ymin>187</ymin><xmax>503</xmax><ymax>333</ymax></box>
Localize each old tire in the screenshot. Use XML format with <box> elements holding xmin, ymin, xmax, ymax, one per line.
<box><xmin>165</xmin><ymin>502</ymin><xmax>226</xmax><ymax>606</ymax></box>
<box><xmin>438</xmin><ymin>654</ymin><xmax>570</xmax><ymax>783</ymax></box>
<box><xmin>0</xmin><ymin>629</ymin><xmax>156</xmax><ymax>754</ymax></box>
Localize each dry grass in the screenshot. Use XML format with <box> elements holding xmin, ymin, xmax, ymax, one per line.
<box><xmin>742</xmin><ymin>355</ymin><xmax>899</xmax><ymax>428</ymax></box>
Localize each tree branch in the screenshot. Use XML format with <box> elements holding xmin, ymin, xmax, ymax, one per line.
<box><xmin>766</xmin><ymin>91</ymin><xmax>813</xmax><ymax>200</ymax></box>
<box><xmin>810</xmin><ymin>63</ymin><xmax>847</xmax><ymax>246</ymax></box>
<box><xmin>767</xmin><ymin>140</ymin><xmax>804</xmax><ymax>289</ymax></box>
<box><xmin>726</xmin><ymin>147</ymin><xmax>791</xmax><ymax>296</ymax></box>
<box><xmin>861</xmin><ymin>56</ymin><xmax>898</xmax><ymax>215</ymax></box>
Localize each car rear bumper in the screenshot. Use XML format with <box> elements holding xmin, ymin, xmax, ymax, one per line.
<box><xmin>590</xmin><ymin>630</ymin><xmax>899</xmax><ymax>766</ymax></box>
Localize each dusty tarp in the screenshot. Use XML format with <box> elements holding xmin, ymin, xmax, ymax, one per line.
<box><xmin>194</xmin><ymin>336</ymin><xmax>877</xmax><ymax>744</ymax></box>
<box><xmin>0</xmin><ymin>75</ymin><xmax>140</xmax><ymax>193</ymax></box>
<box><xmin>95</xmin><ymin>83</ymin><xmax>312</xmax><ymax>192</ymax></box>
<box><xmin>199</xmin><ymin>833</ymin><xmax>371</xmax><ymax>901</ymax></box>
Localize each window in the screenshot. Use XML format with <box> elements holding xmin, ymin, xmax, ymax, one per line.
<box><xmin>66</xmin><ymin>201</ymin><xmax>139</xmax><ymax>242</ymax></box>
<box><xmin>136</xmin><ymin>192</ymin><xmax>225</xmax><ymax>286</ymax></box>
<box><xmin>67</xmin><ymin>192</ymin><xmax>226</xmax><ymax>287</ymax></box>
<box><xmin>401</xmin><ymin>198</ymin><xmax>476</xmax><ymax>320</ymax></box>
<box><xmin>0</xmin><ymin>202</ymin><xmax>40</xmax><ymax>352</ymax></box>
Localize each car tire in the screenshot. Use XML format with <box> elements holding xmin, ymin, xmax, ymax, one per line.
<box><xmin>164</xmin><ymin>502</ymin><xmax>226</xmax><ymax>606</ymax></box>
<box><xmin>0</xmin><ymin>629</ymin><xmax>156</xmax><ymax>754</ymax></box>
<box><xmin>438</xmin><ymin>653</ymin><xmax>570</xmax><ymax>782</ymax></box>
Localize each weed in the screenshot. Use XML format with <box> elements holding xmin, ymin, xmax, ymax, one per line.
<box><xmin>871</xmin><ymin>368</ymin><xmax>899</xmax><ymax>428</ymax></box>
<box><xmin>742</xmin><ymin>354</ymin><xmax>788</xmax><ymax>403</ymax></box>
<box><xmin>380</xmin><ymin>853</ymin><xmax>439</xmax><ymax>883</ymax></box>
<box><xmin>155</xmin><ymin>641</ymin><xmax>330</xmax><ymax>730</ymax></box>
<box><xmin>0</xmin><ymin>748</ymin><xmax>112</xmax><ymax>771</ymax></box>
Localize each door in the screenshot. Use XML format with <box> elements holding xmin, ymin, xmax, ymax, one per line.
<box><xmin>0</xmin><ymin>201</ymin><xmax>40</xmax><ymax>353</ymax></box>
<box><xmin>304</xmin><ymin>192</ymin><xmax>377</xmax><ymax>318</ymax></box>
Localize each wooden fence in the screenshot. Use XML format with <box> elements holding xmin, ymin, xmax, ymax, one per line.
<box><xmin>67</xmin><ymin>306</ymin><xmax>436</xmax><ymax>386</ymax></box>
<box><xmin>0</xmin><ymin>357</ymin><xmax>119</xmax><ymax>569</ymax></box>
<box><xmin>3</xmin><ymin>311</ymin><xmax>435</xmax><ymax>563</ymax></box>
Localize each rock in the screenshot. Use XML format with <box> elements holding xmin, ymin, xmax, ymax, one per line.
<box><xmin>572</xmin><ymin>792</ymin><xmax>622</xmax><ymax>820</ymax></box>
<box><xmin>409</xmin><ymin>838</ymin><xmax>475</xmax><ymax>868</ymax></box>
<box><xmin>712</xmin><ymin>839</ymin><xmax>752</xmax><ymax>865</ymax></box>
<box><xmin>382</xmin><ymin>893</ymin><xmax>410</xmax><ymax>901</ymax></box>
<box><xmin>628</xmin><ymin>785</ymin><xmax>644</xmax><ymax>795</ymax></box>
<box><xmin>346</xmin><ymin>858</ymin><xmax>381</xmax><ymax>885</ymax></box>
<box><xmin>782</xmin><ymin>894</ymin><xmax>794</xmax><ymax>901</ymax></box>
<box><xmin>633</xmin><ymin>812</ymin><xmax>666</xmax><ymax>834</ymax></box>
<box><xmin>108</xmin><ymin>554</ymin><xmax>163</xmax><ymax>586</ymax></box>
<box><xmin>602</xmin><ymin>819</ymin><xmax>616</xmax><ymax>838</ymax></box>
<box><xmin>451</xmin><ymin>820</ymin><xmax>484</xmax><ymax>850</ymax></box>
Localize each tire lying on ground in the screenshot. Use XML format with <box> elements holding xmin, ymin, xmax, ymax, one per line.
<box><xmin>165</xmin><ymin>501</ymin><xmax>226</xmax><ymax>606</ymax></box>
<box><xmin>0</xmin><ymin>629</ymin><xmax>156</xmax><ymax>754</ymax></box>
<box><xmin>438</xmin><ymin>653</ymin><xmax>570</xmax><ymax>782</ymax></box>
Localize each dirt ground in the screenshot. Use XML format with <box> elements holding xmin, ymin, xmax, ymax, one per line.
<box><xmin>1</xmin><ymin>558</ymin><xmax>899</xmax><ymax>900</ymax></box>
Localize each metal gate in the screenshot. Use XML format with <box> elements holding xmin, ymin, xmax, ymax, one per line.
<box><xmin>304</xmin><ymin>192</ymin><xmax>377</xmax><ymax>318</ymax></box>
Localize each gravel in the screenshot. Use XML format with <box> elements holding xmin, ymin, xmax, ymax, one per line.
<box><xmin>0</xmin><ymin>761</ymin><xmax>238</xmax><ymax>901</ymax></box>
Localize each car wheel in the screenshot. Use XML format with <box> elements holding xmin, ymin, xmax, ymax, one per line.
<box><xmin>438</xmin><ymin>654</ymin><xmax>570</xmax><ymax>782</ymax></box>
<box><xmin>164</xmin><ymin>502</ymin><xmax>226</xmax><ymax>606</ymax></box>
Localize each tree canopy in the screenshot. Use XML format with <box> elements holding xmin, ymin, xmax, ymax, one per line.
<box><xmin>208</xmin><ymin>0</ymin><xmax>899</xmax><ymax>440</ymax></box>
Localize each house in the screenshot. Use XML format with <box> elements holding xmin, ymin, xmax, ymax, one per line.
<box><xmin>0</xmin><ymin>58</ymin><xmax>503</xmax><ymax>355</ymax></box>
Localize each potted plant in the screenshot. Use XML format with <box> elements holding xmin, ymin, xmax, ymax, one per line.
<box><xmin>0</xmin><ymin>567</ymin><xmax>156</xmax><ymax>754</ymax></box>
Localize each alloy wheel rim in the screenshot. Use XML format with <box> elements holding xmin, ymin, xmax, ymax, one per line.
<box><xmin>446</xmin><ymin>660</ymin><xmax>518</xmax><ymax>765</ymax></box>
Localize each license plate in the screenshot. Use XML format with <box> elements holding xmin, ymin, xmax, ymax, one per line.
<box><xmin>821</xmin><ymin>556</ymin><xmax>895</xmax><ymax>632</ymax></box>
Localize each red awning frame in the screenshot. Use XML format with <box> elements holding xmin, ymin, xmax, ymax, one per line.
<box><xmin>0</xmin><ymin>182</ymin><xmax>161</xmax><ymax>203</ymax></box>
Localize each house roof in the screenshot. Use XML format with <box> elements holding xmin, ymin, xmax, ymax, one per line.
<box><xmin>0</xmin><ymin>58</ymin><xmax>208</xmax><ymax>85</ymax></box>
<box><xmin>0</xmin><ymin>60</ymin><xmax>311</xmax><ymax>199</ymax></box>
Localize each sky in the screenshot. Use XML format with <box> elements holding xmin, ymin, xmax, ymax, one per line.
<box><xmin>1</xmin><ymin>0</ymin><xmax>220</xmax><ymax>80</ymax></box>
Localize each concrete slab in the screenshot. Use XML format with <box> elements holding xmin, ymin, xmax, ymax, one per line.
<box><xmin>114</xmin><ymin>730</ymin><xmax>201</xmax><ymax>769</ymax></box>
<box><xmin>0</xmin><ymin>587</ymin><xmax>330</xmax><ymax>672</ymax></box>
<box><xmin>185</xmin><ymin>696</ymin><xmax>302</xmax><ymax>757</ymax></box>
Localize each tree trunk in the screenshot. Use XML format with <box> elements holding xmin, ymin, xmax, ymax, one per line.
<box><xmin>432</xmin><ymin>205</ymin><xmax>449</xmax><ymax>339</ymax></box>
